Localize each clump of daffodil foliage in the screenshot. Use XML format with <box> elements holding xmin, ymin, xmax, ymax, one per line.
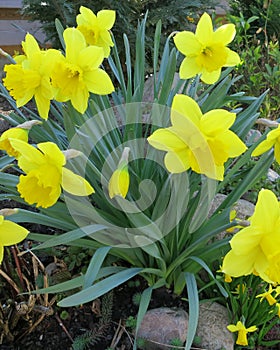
<box><xmin>0</xmin><ymin>7</ymin><xmax>280</xmax><ymax>349</ymax></box>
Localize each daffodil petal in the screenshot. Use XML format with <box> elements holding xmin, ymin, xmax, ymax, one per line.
<box><xmin>174</xmin><ymin>31</ymin><xmax>201</xmax><ymax>56</ymax></box>
<box><xmin>179</xmin><ymin>57</ymin><xmax>201</xmax><ymax>80</ymax></box>
<box><xmin>217</xmin><ymin>130</ymin><xmax>247</xmax><ymax>157</ymax></box>
<box><xmin>70</xmin><ymin>85</ymin><xmax>89</xmax><ymax>114</ymax></box>
<box><xmin>224</xmin><ymin>48</ymin><xmax>240</xmax><ymax>66</ymax></box>
<box><xmin>64</xmin><ymin>28</ymin><xmax>86</xmax><ymax>64</ymax></box>
<box><xmin>78</xmin><ymin>6</ymin><xmax>96</xmax><ymax>25</ymax></box>
<box><xmin>196</xmin><ymin>12</ymin><xmax>213</xmax><ymax>45</ymax></box>
<box><xmin>78</xmin><ymin>46</ymin><xmax>104</xmax><ymax>71</ymax></box>
<box><xmin>222</xmin><ymin>249</ymin><xmax>256</xmax><ymax>277</ymax></box>
<box><xmin>274</xmin><ymin>141</ymin><xmax>280</xmax><ymax>163</ymax></box>
<box><xmin>9</xmin><ymin>138</ymin><xmax>45</xmax><ymax>172</ymax></box>
<box><xmin>34</xmin><ymin>88</ymin><xmax>51</xmax><ymax>120</ymax></box>
<box><xmin>171</xmin><ymin>94</ymin><xmax>202</xmax><ymax>127</ymax></box>
<box><xmin>62</xmin><ymin>167</ymin><xmax>94</xmax><ymax>196</ymax></box>
<box><xmin>251</xmin><ymin>189</ymin><xmax>280</xmax><ymax>232</ymax></box>
<box><xmin>164</xmin><ymin>150</ymin><xmax>190</xmax><ymax>173</ymax></box>
<box><xmin>147</xmin><ymin>128</ymin><xmax>187</xmax><ymax>152</ymax></box>
<box><xmin>0</xmin><ymin>220</ymin><xmax>29</xmax><ymax>245</ymax></box>
<box><xmin>84</xmin><ymin>69</ymin><xmax>114</xmax><ymax>95</ymax></box>
<box><xmin>200</xmin><ymin>68</ymin><xmax>221</xmax><ymax>84</ymax></box>
<box><xmin>201</xmin><ymin>110</ymin><xmax>236</xmax><ymax>135</ymax></box>
<box><xmin>37</xmin><ymin>142</ymin><xmax>66</xmax><ymax>167</ymax></box>
<box><xmin>230</xmin><ymin>226</ymin><xmax>262</xmax><ymax>253</ymax></box>
<box><xmin>213</xmin><ymin>24</ymin><xmax>236</xmax><ymax>45</ymax></box>
<box><xmin>22</xmin><ymin>33</ymin><xmax>40</xmax><ymax>57</ymax></box>
<box><xmin>97</xmin><ymin>10</ymin><xmax>116</xmax><ymax>30</ymax></box>
<box><xmin>252</xmin><ymin>138</ymin><xmax>275</xmax><ymax>156</ymax></box>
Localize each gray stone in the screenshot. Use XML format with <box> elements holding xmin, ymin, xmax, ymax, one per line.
<box><xmin>137</xmin><ymin>307</ymin><xmax>188</xmax><ymax>350</ymax></box>
<box><xmin>209</xmin><ymin>193</ymin><xmax>255</xmax><ymax>220</ymax></box>
<box><xmin>0</xmin><ymin>117</ymin><xmax>10</xmax><ymax>133</ymax></box>
<box><xmin>195</xmin><ymin>302</ymin><xmax>234</xmax><ymax>350</ymax></box>
<box><xmin>143</xmin><ymin>73</ymin><xmax>183</xmax><ymax>103</ymax></box>
<box><xmin>208</xmin><ymin>193</ymin><xmax>255</xmax><ymax>240</ymax></box>
<box><xmin>267</xmin><ymin>168</ymin><xmax>280</xmax><ymax>182</ymax></box>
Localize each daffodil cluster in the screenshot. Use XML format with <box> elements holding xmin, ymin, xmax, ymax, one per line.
<box><xmin>3</xmin><ymin>7</ymin><xmax>115</xmax><ymax>119</ymax></box>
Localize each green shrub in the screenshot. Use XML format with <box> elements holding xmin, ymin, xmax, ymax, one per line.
<box><xmin>229</xmin><ymin>0</ymin><xmax>280</xmax><ymax>41</ymax></box>
<box><xmin>226</xmin><ymin>12</ymin><xmax>280</xmax><ymax>120</ymax></box>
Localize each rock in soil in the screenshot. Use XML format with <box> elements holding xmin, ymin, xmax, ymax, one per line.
<box><xmin>195</xmin><ymin>301</ymin><xmax>234</xmax><ymax>350</ymax></box>
<box><xmin>137</xmin><ymin>307</ymin><xmax>188</xmax><ymax>350</ymax></box>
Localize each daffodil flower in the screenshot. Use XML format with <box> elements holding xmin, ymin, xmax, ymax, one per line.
<box><xmin>227</xmin><ymin>321</ymin><xmax>257</xmax><ymax>346</ymax></box>
<box><xmin>256</xmin><ymin>285</ymin><xmax>277</xmax><ymax>306</ymax></box>
<box><xmin>51</xmin><ymin>28</ymin><xmax>114</xmax><ymax>114</ymax></box>
<box><xmin>252</xmin><ymin>125</ymin><xmax>280</xmax><ymax>163</ymax></box>
<box><xmin>174</xmin><ymin>12</ymin><xmax>240</xmax><ymax>84</ymax></box>
<box><xmin>0</xmin><ymin>128</ymin><xmax>28</xmax><ymax>158</ymax></box>
<box><xmin>147</xmin><ymin>94</ymin><xmax>246</xmax><ymax>181</ymax></box>
<box><xmin>9</xmin><ymin>139</ymin><xmax>94</xmax><ymax>208</ymax></box>
<box><xmin>276</xmin><ymin>303</ymin><xmax>280</xmax><ymax>318</ymax></box>
<box><xmin>0</xmin><ymin>215</ymin><xmax>29</xmax><ymax>264</ymax></box>
<box><xmin>76</xmin><ymin>7</ymin><xmax>115</xmax><ymax>57</ymax></box>
<box><xmin>0</xmin><ymin>120</ymin><xmax>41</xmax><ymax>158</ymax></box>
<box><xmin>222</xmin><ymin>189</ymin><xmax>280</xmax><ymax>284</ymax></box>
<box><xmin>3</xmin><ymin>33</ymin><xmax>62</xmax><ymax>120</ymax></box>
<box><xmin>108</xmin><ymin>147</ymin><xmax>130</xmax><ymax>199</ymax></box>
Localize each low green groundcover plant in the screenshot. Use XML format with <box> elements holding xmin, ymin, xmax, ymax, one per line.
<box><xmin>0</xmin><ymin>6</ymin><xmax>280</xmax><ymax>349</ymax></box>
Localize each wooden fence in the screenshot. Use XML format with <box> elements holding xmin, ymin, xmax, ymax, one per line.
<box><xmin>0</xmin><ymin>0</ymin><xmax>46</xmax><ymax>54</ymax></box>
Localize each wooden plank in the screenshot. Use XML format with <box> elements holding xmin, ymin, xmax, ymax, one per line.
<box><xmin>0</xmin><ymin>8</ymin><xmax>22</xmax><ymax>20</ymax></box>
<box><xmin>0</xmin><ymin>20</ymin><xmax>47</xmax><ymax>46</ymax></box>
<box><xmin>0</xmin><ymin>0</ymin><xmax>22</xmax><ymax>9</ymax></box>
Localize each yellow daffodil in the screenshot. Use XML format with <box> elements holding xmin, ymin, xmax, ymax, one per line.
<box><xmin>232</xmin><ymin>283</ymin><xmax>246</xmax><ymax>295</ymax></box>
<box><xmin>51</xmin><ymin>28</ymin><xmax>114</xmax><ymax>114</ymax></box>
<box><xmin>256</xmin><ymin>285</ymin><xmax>277</xmax><ymax>306</ymax></box>
<box><xmin>108</xmin><ymin>147</ymin><xmax>130</xmax><ymax>199</ymax></box>
<box><xmin>217</xmin><ymin>266</ymin><xmax>232</xmax><ymax>282</ymax></box>
<box><xmin>227</xmin><ymin>321</ymin><xmax>257</xmax><ymax>346</ymax></box>
<box><xmin>147</xmin><ymin>94</ymin><xmax>246</xmax><ymax>180</ymax></box>
<box><xmin>174</xmin><ymin>12</ymin><xmax>240</xmax><ymax>84</ymax></box>
<box><xmin>0</xmin><ymin>128</ymin><xmax>28</xmax><ymax>158</ymax></box>
<box><xmin>0</xmin><ymin>120</ymin><xmax>41</xmax><ymax>158</ymax></box>
<box><xmin>76</xmin><ymin>6</ymin><xmax>115</xmax><ymax>57</ymax></box>
<box><xmin>9</xmin><ymin>139</ymin><xmax>94</xmax><ymax>208</ymax></box>
<box><xmin>252</xmin><ymin>125</ymin><xmax>280</xmax><ymax>163</ymax></box>
<box><xmin>275</xmin><ymin>286</ymin><xmax>280</xmax><ymax>298</ymax></box>
<box><xmin>0</xmin><ymin>215</ymin><xmax>29</xmax><ymax>264</ymax></box>
<box><xmin>3</xmin><ymin>33</ymin><xmax>61</xmax><ymax>120</ymax></box>
<box><xmin>222</xmin><ymin>189</ymin><xmax>280</xmax><ymax>284</ymax></box>
<box><xmin>276</xmin><ymin>303</ymin><xmax>280</xmax><ymax>318</ymax></box>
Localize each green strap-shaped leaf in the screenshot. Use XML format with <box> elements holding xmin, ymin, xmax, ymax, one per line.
<box><xmin>184</xmin><ymin>272</ymin><xmax>199</xmax><ymax>350</ymax></box>
<box><xmin>58</xmin><ymin>268</ymin><xmax>142</xmax><ymax>307</ymax></box>
<box><xmin>83</xmin><ymin>246</ymin><xmax>111</xmax><ymax>289</ymax></box>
